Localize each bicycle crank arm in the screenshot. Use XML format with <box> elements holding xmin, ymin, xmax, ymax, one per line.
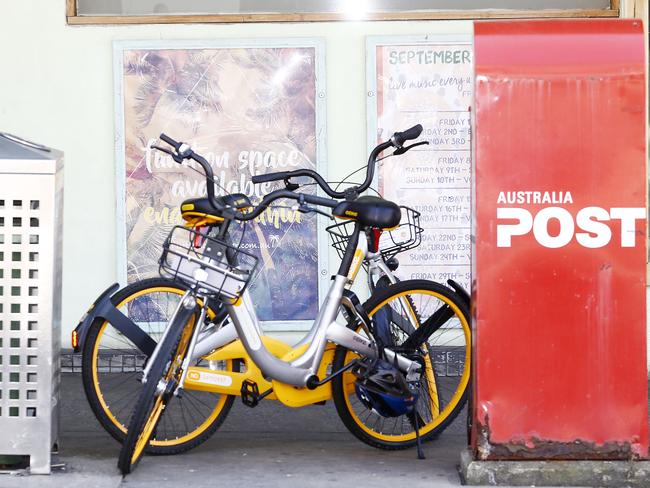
<box><xmin>305</xmin><ymin>359</ymin><xmax>359</xmax><ymax>390</ymax></box>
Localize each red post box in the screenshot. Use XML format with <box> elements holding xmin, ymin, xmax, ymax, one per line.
<box><xmin>472</xmin><ymin>19</ymin><xmax>648</xmax><ymax>460</ymax></box>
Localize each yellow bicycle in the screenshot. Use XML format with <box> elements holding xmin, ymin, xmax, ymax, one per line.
<box><xmin>73</xmin><ymin>127</ymin><xmax>470</xmax><ymax>474</ymax></box>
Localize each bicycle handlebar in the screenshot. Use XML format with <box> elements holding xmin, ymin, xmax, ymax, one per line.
<box><xmin>250</xmin><ymin>171</ymin><xmax>292</xmax><ymax>184</ymax></box>
<box><xmin>159</xmin><ymin>132</ymin><xmax>222</xmax><ymax>212</ymax></box>
<box><xmin>154</xmin><ymin>124</ymin><xmax>424</xmax><ymax>221</ymax></box>
<box><xmin>251</xmin><ymin>168</ymin><xmax>343</xmax><ymax>198</ymax></box>
<box><xmin>236</xmin><ymin>189</ymin><xmax>338</xmax><ymax>221</ymax></box>
<box><xmin>392</xmin><ymin>124</ymin><xmax>423</xmax><ymax>148</ymax></box>
<box><xmin>153</xmin><ymin>134</ymin><xmax>339</xmax><ymax>222</ymax></box>
<box><xmin>250</xmin><ymin>124</ymin><xmax>424</xmax><ymax>198</ymax></box>
<box><xmin>160</xmin><ymin>133</ymin><xmax>181</xmax><ymax>150</ymax></box>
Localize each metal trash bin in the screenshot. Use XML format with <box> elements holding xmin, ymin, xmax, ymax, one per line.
<box><xmin>0</xmin><ymin>133</ymin><xmax>63</xmax><ymax>474</ymax></box>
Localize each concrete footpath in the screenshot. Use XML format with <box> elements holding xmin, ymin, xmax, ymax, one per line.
<box><xmin>0</xmin><ymin>374</ymin><xmax>576</xmax><ymax>488</ymax></box>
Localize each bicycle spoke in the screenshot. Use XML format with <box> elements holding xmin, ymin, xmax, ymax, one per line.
<box><xmin>87</xmin><ymin>282</ymin><xmax>231</xmax><ymax>456</ymax></box>
<box><xmin>338</xmin><ymin>284</ymin><xmax>470</xmax><ymax>445</ymax></box>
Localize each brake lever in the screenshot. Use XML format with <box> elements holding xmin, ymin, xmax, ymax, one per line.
<box><xmin>304</xmin><ymin>206</ymin><xmax>334</xmax><ymax>220</ymax></box>
<box><xmin>284</xmin><ymin>178</ymin><xmax>300</xmax><ymax>191</ymax></box>
<box><xmin>393</xmin><ymin>140</ymin><xmax>429</xmax><ymax>156</ymax></box>
<box><xmin>151</xmin><ymin>144</ymin><xmax>174</xmax><ymax>156</ymax></box>
<box><xmin>151</xmin><ymin>144</ymin><xmax>184</xmax><ymax>163</ymax></box>
<box><xmin>293</xmin><ymin>202</ymin><xmax>334</xmax><ymax>220</ymax></box>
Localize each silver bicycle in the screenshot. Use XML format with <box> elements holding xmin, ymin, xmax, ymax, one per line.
<box><xmin>73</xmin><ymin>127</ymin><xmax>471</xmax><ymax>474</ymax></box>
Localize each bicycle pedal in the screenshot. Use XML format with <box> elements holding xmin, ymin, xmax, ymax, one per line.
<box><xmin>240</xmin><ymin>379</ymin><xmax>260</xmax><ymax>408</ymax></box>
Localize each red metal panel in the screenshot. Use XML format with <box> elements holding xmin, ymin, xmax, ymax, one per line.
<box><xmin>473</xmin><ymin>19</ymin><xmax>648</xmax><ymax>460</ymax></box>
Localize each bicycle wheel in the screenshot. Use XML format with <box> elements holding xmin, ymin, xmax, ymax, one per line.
<box><xmin>81</xmin><ymin>278</ymin><xmax>235</xmax><ymax>455</ymax></box>
<box><xmin>332</xmin><ymin>279</ymin><xmax>471</xmax><ymax>449</ymax></box>
<box><xmin>118</xmin><ymin>302</ymin><xmax>197</xmax><ymax>474</ymax></box>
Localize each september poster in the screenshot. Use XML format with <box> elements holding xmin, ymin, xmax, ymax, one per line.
<box><xmin>118</xmin><ymin>43</ymin><xmax>323</xmax><ymax>322</ymax></box>
<box><xmin>373</xmin><ymin>39</ymin><xmax>473</xmax><ymax>291</ymax></box>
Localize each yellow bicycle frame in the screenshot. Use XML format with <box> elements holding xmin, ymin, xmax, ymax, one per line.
<box><xmin>183</xmin><ymin>337</ymin><xmax>356</xmax><ymax>408</ymax></box>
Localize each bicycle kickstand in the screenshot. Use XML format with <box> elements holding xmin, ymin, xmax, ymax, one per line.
<box><xmin>412</xmin><ymin>408</ymin><xmax>426</xmax><ymax>460</ymax></box>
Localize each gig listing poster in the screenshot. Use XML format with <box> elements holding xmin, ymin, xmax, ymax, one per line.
<box><xmin>372</xmin><ymin>38</ymin><xmax>473</xmax><ymax>291</ymax></box>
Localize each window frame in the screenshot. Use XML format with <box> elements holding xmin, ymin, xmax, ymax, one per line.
<box><xmin>66</xmin><ymin>0</ymin><xmax>620</xmax><ymax>25</ymax></box>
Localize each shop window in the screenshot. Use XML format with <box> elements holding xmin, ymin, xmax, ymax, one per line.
<box><xmin>69</xmin><ymin>0</ymin><xmax>617</xmax><ymax>23</ymax></box>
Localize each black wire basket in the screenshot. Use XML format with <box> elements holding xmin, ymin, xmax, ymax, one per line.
<box><xmin>326</xmin><ymin>206</ymin><xmax>423</xmax><ymax>262</ymax></box>
<box><xmin>159</xmin><ymin>226</ymin><xmax>259</xmax><ymax>303</ymax></box>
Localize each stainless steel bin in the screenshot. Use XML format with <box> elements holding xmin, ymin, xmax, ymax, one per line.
<box><xmin>0</xmin><ymin>133</ymin><xmax>63</xmax><ymax>474</ymax></box>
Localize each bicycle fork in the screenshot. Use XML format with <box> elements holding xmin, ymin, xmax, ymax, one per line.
<box><xmin>141</xmin><ymin>289</ymin><xmax>195</xmax><ymax>384</ymax></box>
<box><xmin>175</xmin><ymin>303</ymin><xmax>208</xmax><ymax>395</ymax></box>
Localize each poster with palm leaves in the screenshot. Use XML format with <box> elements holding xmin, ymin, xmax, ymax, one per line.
<box><xmin>114</xmin><ymin>40</ymin><xmax>326</xmax><ymax>326</ymax></box>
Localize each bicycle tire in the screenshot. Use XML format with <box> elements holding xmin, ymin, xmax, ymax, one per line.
<box><xmin>118</xmin><ymin>302</ymin><xmax>197</xmax><ymax>474</ymax></box>
<box><xmin>332</xmin><ymin>279</ymin><xmax>471</xmax><ymax>450</ymax></box>
<box><xmin>81</xmin><ymin>278</ymin><xmax>235</xmax><ymax>455</ymax></box>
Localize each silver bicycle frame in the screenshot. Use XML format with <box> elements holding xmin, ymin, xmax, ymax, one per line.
<box><xmin>185</xmin><ymin>232</ymin><xmax>419</xmax><ymax>388</ymax></box>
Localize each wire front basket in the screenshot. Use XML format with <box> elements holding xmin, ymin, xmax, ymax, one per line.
<box><xmin>326</xmin><ymin>206</ymin><xmax>423</xmax><ymax>262</ymax></box>
<box><xmin>159</xmin><ymin>226</ymin><xmax>259</xmax><ymax>303</ymax></box>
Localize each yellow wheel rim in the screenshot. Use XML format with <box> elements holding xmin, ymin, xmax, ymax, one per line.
<box><xmin>399</xmin><ymin>294</ymin><xmax>441</xmax><ymax>417</ymax></box>
<box><xmin>131</xmin><ymin>396</ymin><xmax>165</xmax><ymax>464</ymax></box>
<box><xmin>343</xmin><ymin>289</ymin><xmax>471</xmax><ymax>443</ymax></box>
<box><xmin>91</xmin><ymin>286</ymin><xmax>229</xmax><ymax>447</ymax></box>
<box><xmin>130</xmin><ymin>318</ymin><xmax>195</xmax><ymax>465</ymax></box>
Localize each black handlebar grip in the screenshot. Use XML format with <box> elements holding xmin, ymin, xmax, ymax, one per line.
<box><xmin>393</xmin><ymin>124</ymin><xmax>423</xmax><ymax>147</ymax></box>
<box><xmin>251</xmin><ymin>171</ymin><xmax>292</xmax><ymax>184</ymax></box>
<box><xmin>160</xmin><ymin>133</ymin><xmax>181</xmax><ymax>150</ymax></box>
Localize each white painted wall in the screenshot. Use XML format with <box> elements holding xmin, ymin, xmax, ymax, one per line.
<box><xmin>0</xmin><ymin>1</ymin><xmax>472</xmax><ymax>343</ymax></box>
<box><xmin>3</xmin><ymin>4</ymin><xmax>647</xmax><ymax>368</ymax></box>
